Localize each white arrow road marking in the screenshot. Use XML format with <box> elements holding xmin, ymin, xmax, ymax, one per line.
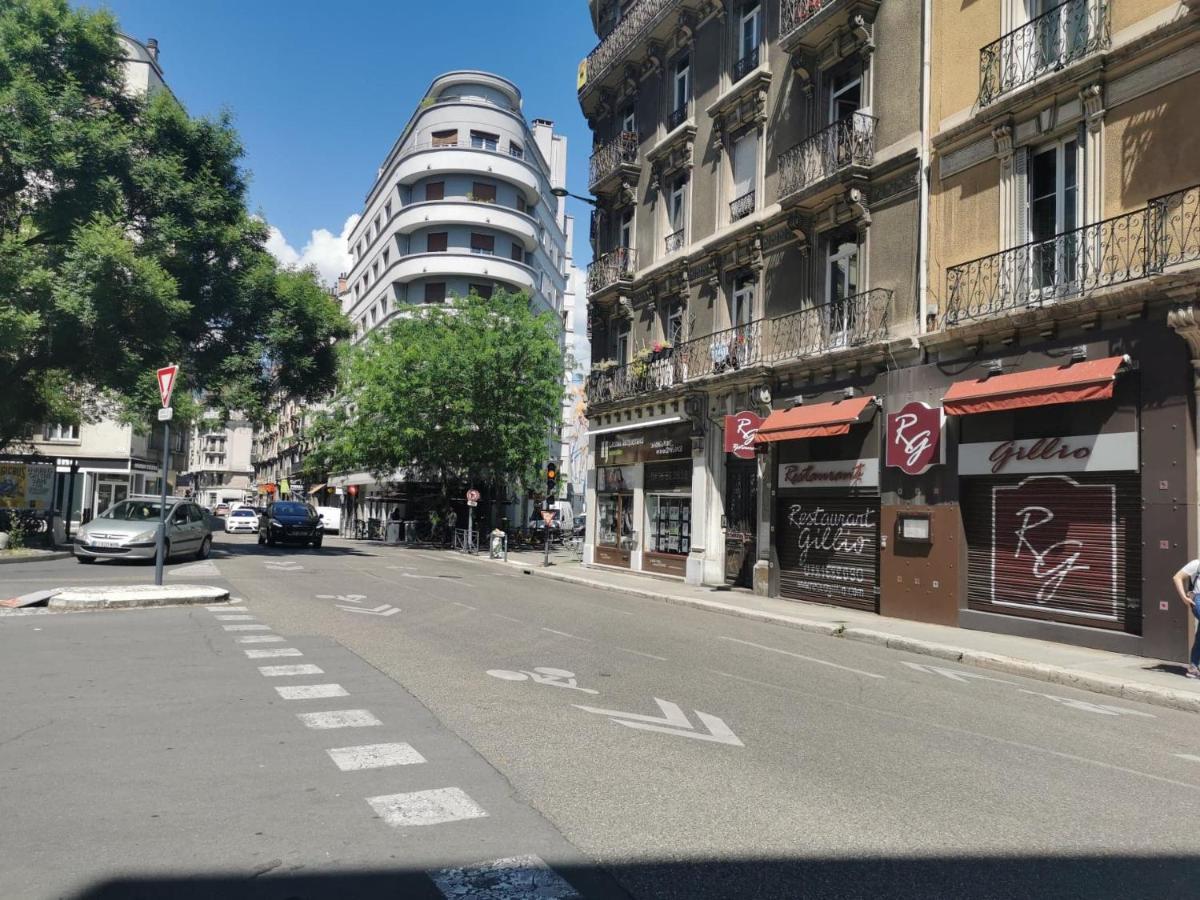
<box><xmin>901</xmin><ymin>662</ymin><xmax>1018</xmax><ymax>685</ymax></box>
<box><xmin>266</xmin><ymin>562</ymin><xmax>303</xmax><ymax>571</ymax></box>
<box><xmin>337</xmin><ymin>603</ymin><xmax>400</xmax><ymax>616</ymax></box>
<box><xmin>1019</xmin><ymin>690</ymin><xmax>1156</xmax><ymax>717</ymax></box>
<box><xmin>573</xmin><ymin>698</ymin><xmax>743</xmax><ymax>746</ymax></box>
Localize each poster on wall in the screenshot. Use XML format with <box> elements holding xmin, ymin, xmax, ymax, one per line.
<box><xmin>989</xmin><ymin>475</ymin><xmax>1119</xmax><ymax>619</ymax></box>
<box><xmin>598</xmin><ymin>466</ymin><xmax>635</xmax><ymax>493</ymax></box>
<box><xmin>0</xmin><ymin>462</ymin><xmax>54</xmax><ymax>509</ymax></box>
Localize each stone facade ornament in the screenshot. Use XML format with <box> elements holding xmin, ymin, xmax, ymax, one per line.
<box><xmin>642</xmin><ymin>41</ymin><xmax>664</xmax><ymax>80</ymax></box>
<box><xmin>1080</xmin><ymin>82</ymin><xmax>1105</xmax><ymax>133</ymax></box>
<box><xmin>1168</xmin><ymin>303</ymin><xmax>1200</xmax><ymax>390</ymax></box>
<box><xmin>617</xmin><ymin>296</ymin><xmax>635</xmax><ymax>320</ymax></box>
<box><xmin>992</xmin><ymin>122</ymin><xmax>1013</xmax><ymax>161</ymax></box>
<box><xmin>675</xmin><ymin>10</ymin><xmax>697</xmax><ymax>47</ymax></box>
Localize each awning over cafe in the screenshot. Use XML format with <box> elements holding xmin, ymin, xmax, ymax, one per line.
<box><xmin>943</xmin><ymin>356</ymin><xmax>1127</xmax><ymax>416</ymax></box>
<box><xmin>753</xmin><ymin>396</ymin><xmax>877</xmax><ymax>444</ymax></box>
<box><xmin>307</xmin><ymin>483</ymin><xmax>326</xmax><ymax>495</ymax></box>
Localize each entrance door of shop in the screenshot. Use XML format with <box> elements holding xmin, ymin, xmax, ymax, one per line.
<box><xmin>776</xmin><ymin>494</ymin><xmax>880</xmax><ymax>612</ymax></box>
<box><xmin>724</xmin><ymin>459</ymin><xmax>757</xmax><ymax>587</ymax></box>
<box><xmin>95</xmin><ymin>478</ymin><xmax>128</xmax><ymax>518</ymax></box>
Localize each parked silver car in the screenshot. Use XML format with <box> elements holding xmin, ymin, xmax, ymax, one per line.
<box><xmin>73</xmin><ymin>496</ymin><xmax>213</xmax><ymax>564</ymax></box>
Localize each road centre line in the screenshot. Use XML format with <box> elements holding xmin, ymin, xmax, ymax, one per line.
<box><xmin>712</xmin><ymin>670</ymin><xmax>1200</xmax><ymax>793</ymax></box>
<box><xmin>614</xmin><ymin>647</ymin><xmax>668</xmax><ymax>662</ymax></box>
<box><xmin>259</xmin><ymin>664</ymin><xmax>323</xmax><ymax>677</ymax></box>
<box><xmin>718</xmin><ymin>636</ymin><xmax>885</xmax><ymax>679</ymax></box>
<box><xmin>452</xmin><ymin>601</ymin><xmax>478</xmax><ymax>610</ymax></box>
<box><xmin>491</xmin><ymin>613</ymin><xmax>524</xmax><ymax>624</ymax></box>
<box><xmin>542</xmin><ymin>628</ymin><xmax>590</xmax><ymax>641</ymax></box>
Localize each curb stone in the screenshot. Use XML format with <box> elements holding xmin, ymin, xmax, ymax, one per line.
<box><xmin>0</xmin><ymin>551</ymin><xmax>72</xmax><ymax>565</ymax></box>
<box><xmin>498</xmin><ymin>557</ymin><xmax>1200</xmax><ymax>716</ymax></box>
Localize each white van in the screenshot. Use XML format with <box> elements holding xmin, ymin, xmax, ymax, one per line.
<box><xmin>315</xmin><ymin>506</ymin><xmax>341</xmax><ymax>535</ymax></box>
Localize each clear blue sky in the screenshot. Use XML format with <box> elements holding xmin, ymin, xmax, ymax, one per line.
<box><xmin>81</xmin><ymin>0</ymin><xmax>598</xmax><ymax>277</ymax></box>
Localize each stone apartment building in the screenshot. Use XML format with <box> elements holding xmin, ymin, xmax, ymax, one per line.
<box><xmin>577</xmin><ymin>0</ymin><xmax>1199</xmax><ymax>661</ymax></box>
<box><xmin>186</xmin><ymin>412</ymin><xmax>254</xmax><ymax>507</ymax></box>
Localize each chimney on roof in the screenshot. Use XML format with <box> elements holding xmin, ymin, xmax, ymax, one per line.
<box><xmin>337</xmin><ymin>273</ymin><xmax>348</xmax><ymax>295</ymax></box>
<box><xmin>146</xmin><ymin>38</ymin><xmax>159</xmax><ymax>61</ymax></box>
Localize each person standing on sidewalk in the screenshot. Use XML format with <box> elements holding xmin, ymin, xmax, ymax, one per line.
<box><xmin>1171</xmin><ymin>559</ymin><xmax>1200</xmax><ymax>678</ymax></box>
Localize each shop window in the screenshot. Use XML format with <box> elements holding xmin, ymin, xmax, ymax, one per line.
<box><xmin>645</xmin><ymin>495</ymin><xmax>691</xmax><ymax>556</ymax></box>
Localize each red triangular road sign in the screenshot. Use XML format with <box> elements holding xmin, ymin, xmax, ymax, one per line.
<box><xmin>156</xmin><ymin>364</ymin><xmax>178</xmax><ymax>408</ymax></box>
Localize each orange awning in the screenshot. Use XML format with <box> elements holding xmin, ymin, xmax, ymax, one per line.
<box><xmin>943</xmin><ymin>356</ymin><xmax>1127</xmax><ymax>416</ymax></box>
<box><xmin>754</xmin><ymin>396</ymin><xmax>877</xmax><ymax>443</ymax></box>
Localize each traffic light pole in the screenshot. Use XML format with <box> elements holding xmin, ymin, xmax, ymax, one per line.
<box><xmin>543</xmin><ymin>493</ymin><xmax>551</xmax><ymax>567</ymax></box>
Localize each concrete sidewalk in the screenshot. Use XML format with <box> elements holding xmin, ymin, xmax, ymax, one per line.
<box><xmin>475</xmin><ymin>548</ymin><xmax>1200</xmax><ymax>715</ymax></box>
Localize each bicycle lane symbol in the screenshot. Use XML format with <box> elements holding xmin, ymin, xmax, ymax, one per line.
<box><xmin>486</xmin><ymin>667</ymin><xmax>599</xmax><ymax>694</ymax></box>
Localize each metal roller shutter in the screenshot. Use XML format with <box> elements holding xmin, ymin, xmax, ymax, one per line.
<box><xmin>776</xmin><ymin>494</ymin><xmax>879</xmax><ymax>612</ymax></box>
<box><xmin>963</xmin><ymin>474</ymin><xmax>1142</xmax><ymax>632</ymax></box>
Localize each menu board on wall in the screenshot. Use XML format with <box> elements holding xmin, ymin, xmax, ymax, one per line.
<box><xmin>598</xmin><ymin>422</ymin><xmax>692</xmax><ymax>465</ymax></box>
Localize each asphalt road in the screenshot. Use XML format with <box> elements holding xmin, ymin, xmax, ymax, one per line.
<box><xmin>3</xmin><ymin>534</ymin><xmax>1199</xmax><ymax>899</ymax></box>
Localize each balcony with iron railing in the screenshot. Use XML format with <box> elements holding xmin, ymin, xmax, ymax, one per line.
<box><xmin>778</xmin><ymin>113</ymin><xmax>877</xmax><ymax>205</ymax></box>
<box><xmin>730</xmin><ymin>190</ymin><xmax>756</xmax><ymax>222</ymax></box>
<box><xmin>667</xmin><ymin>105</ymin><xmax>689</xmax><ymax>132</ymax></box>
<box><xmin>943</xmin><ymin>184</ymin><xmax>1200</xmax><ymax>326</ymax></box>
<box><xmin>979</xmin><ymin>0</ymin><xmax>1110</xmax><ymax>106</ymax></box>
<box><xmin>780</xmin><ymin>0</ymin><xmax>881</xmax><ymax>53</ymax></box>
<box><xmin>732</xmin><ymin>46</ymin><xmax>760</xmax><ymax>83</ymax></box>
<box><xmin>589</xmin><ymin>132</ymin><xmax>641</xmax><ymax>195</ymax></box>
<box><xmin>587</xmin><ymin>247</ymin><xmax>639</xmax><ymax>295</ymax></box>
<box><xmin>580</xmin><ymin>0</ymin><xmax>685</xmax><ymax>103</ymax></box>
<box><xmin>585</xmin><ymin>289</ymin><xmax>893</xmax><ymax>406</ymax></box>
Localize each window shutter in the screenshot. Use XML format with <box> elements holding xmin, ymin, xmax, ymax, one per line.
<box><xmin>1013</xmin><ymin>146</ymin><xmax>1029</xmax><ymax>247</ymax></box>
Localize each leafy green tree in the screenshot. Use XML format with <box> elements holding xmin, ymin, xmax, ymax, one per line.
<box><xmin>307</xmin><ymin>290</ymin><xmax>563</xmax><ymax>508</ymax></box>
<box><xmin>0</xmin><ymin>0</ymin><xmax>349</xmax><ymax>446</ymax></box>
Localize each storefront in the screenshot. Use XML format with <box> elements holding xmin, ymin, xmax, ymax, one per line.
<box><xmin>592</xmin><ymin>419</ymin><xmax>693</xmax><ymax>576</ymax></box>
<box><xmin>722</xmin><ymin>411</ymin><xmax>761</xmax><ymax>587</ymax></box>
<box><xmin>758</xmin><ymin>397</ymin><xmax>881</xmax><ymax>612</ymax></box>
<box><xmin>946</xmin><ymin>356</ymin><xmax>1143</xmax><ymax>634</ymax></box>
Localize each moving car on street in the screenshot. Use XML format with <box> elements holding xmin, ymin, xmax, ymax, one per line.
<box><xmin>224</xmin><ymin>507</ymin><xmax>260</xmax><ymax>534</ymax></box>
<box><xmin>315</xmin><ymin>505</ymin><xmax>341</xmax><ymax>535</ymax></box>
<box><xmin>73</xmin><ymin>496</ymin><xmax>213</xmax><ymax>564</ymax></box>
<box><xmin>258</xmin><ymin>501</ymin><xmax>323</xmax><ymax>548</ymax></box>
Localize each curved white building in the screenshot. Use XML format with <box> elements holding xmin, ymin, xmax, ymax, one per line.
<box><xmin>343</xmin><ymin>71</ymin><xmax>570</xmax><ymax>339</ymax></box>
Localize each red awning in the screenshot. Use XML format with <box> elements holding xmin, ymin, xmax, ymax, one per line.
<box><xmin>943</xmin><ymin>356</ymin><xmax>1126</xmax><ymax>416</ymax></box>
<box><xmin>754</xmin><ymin>396</ymin><xmax>877</xmax><ymax>444</ymax></box>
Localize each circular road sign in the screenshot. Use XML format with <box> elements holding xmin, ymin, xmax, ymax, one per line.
<box><xmin>466</xmin><ymin>488</ymin><xmax>481</xmax><ymax>502</ymax></box>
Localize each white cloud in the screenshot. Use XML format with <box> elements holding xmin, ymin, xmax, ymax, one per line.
<box><xmin>265</xmin><ymin>213</ymin><xmax>361</xmax><ymax>287</ymax></box>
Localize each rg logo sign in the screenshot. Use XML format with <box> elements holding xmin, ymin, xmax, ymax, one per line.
<box><xmin>885</xmin><ymin>401</ymin><xmax>944</xmax><ymax>476</ymax></box>
<box><xmin>724</xmin><ymin>411</ymin><xmax>763</xmax><ymax>460</ymax></box>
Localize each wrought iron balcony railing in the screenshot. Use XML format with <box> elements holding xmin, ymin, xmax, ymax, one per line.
<box><xmin>979</xmin><ymin>0</ymin><xmax>1110</xmax><ymax>105</ymax></box>
<box><xmin>944</xmin><ymin>184</ymin><xmax>1200</xmax><ymax>325</ymax></box>
<box><xmin>665</xmin><ymin>228</ymin><xmax>686</xmax><ymax>254</ymax></box>
<box><xmin>780</xmin><ymin>0</ymin><xmax>837</xmax><ymax>43</ymax></box>
<box><xmin>585</xmin><ymin>289</ymin><xmax>894</xmax><ymax>405</ymax></box>
<box><xmin>778</xmin><ymin>113</ymin><xmax>877</xmax><ymax>200</ymax></box>
<box><xmin>589</xmin><ymin>132</ymin><xmax>640</xmax><ymax>191</ymax></box>
<box><xmin>667</xmin><ymin>105</ymin><xmax>689</xmax><ymax>131</ymax></box>
<box><xmin>580</xmin><ymin>0</ymin><xmax>682</xmax><ymax>100</ymax></box>
<box><xmin>730</xmin><ymin>190</ymin><xmax>756</xmax><ymax>222</ymax></box>
<box><xmin>732</xmin><ymin>46</ymin><xmax>760</xmax><ymax>82</ymax></box>
<box><xmin>587</xmin><ymin>247</ymin><xmax>639</xmax><ymax>295</ymax></box>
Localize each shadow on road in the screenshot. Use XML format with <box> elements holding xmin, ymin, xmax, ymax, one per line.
<box><xmin>69</xmin><ymin>854</ymin><xmax>1199</xmax><ymax>899</ymax></box>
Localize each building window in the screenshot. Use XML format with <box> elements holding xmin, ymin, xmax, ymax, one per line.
<box><xmin>471</xmin><ymin>182</ymin><xmax>497</xmax><ymax>203</ymax></box>
<box><xmin>432</xmin><ymin>129</ymin><xmax>457</xmax><ymax>147</ymax></box>
<box><xmin>666</xmin><ymin>175</ymin><xmax>687</xmax><ymax>253</ymax></box>
<box><xmin>825</xmin><ymin>231</ymin><xmax>859</xmax><ymax>345</ymax></box>
<box><xmin>1028</xmin><ymin>137</ymin><xmax>1080</xmax><ymax>292</ymax></box>
<box><xmin>732</xmin><ymin>275</ymin><xmax>755</xmax><ymax>328</ymax></box>
<box><xmin>470</xmin><ymin>130</ymin><xmax>499</xmax><ymax>151</ymax></box>
<box><xmin>667</xmin><ymin>303</ymin><xmax>684</xmax><ymax>345</ymax></box>
<box><xmin>731</xmin><ymin>130</ymin><xmax>758</xmax><ymax>221</ymax></box>
<box><xmin>382</xmin><ymin>249</ymin><xmax>390</xmax><ymax>267</ymax></box>
<box><xmin>384</xmin><ymin>201</ymin><xmax>392</xmax><ymax>219</ymax></box>
<box><xmin>509</xmin><ymin>141</ymin><xmax>523</xmax><ymax>159</ymax></box>
<box><xmin>469</xmin><ymin>283</ymin><xmax>494</xmax><ymax>299</ymax></box>
<box><xmin>425</xmin><ymin>181</ymin><xmax>445</xmax><ymax>202</ymax></box>
<box><xmin>427</xmin><ymin>232</ymin><xmax>448</xmax><ymax>253</ymax></box>
<box><xmin>619</xmin><ymin>209</ymin><xmax>633</xmax><ymax>249</ymax></box>
<box><xmin>615</xmin><ymin>321</ymin><xmax>630</xmax><ymax>364</ymax></box>
<box><xmin>44</xmin><ymin>423</ymin><xmax>80</xmax><ymax>442</ymax></box>
<box><xmin>511</xmin><ymin>242</ymin><xmax>525</xmax><ymax>261</ymax></box>
<box><xmin>737</xmin><ymin>3</ymin><xmax>762</xmax><ymax>76</ymax></box>
<box><xmin>621</xmin><ymin>104</ymin><xmax>637</xmax><ymax>135</ymax></box>
<box><xmin>516</xmin><ymin>194</ymin><xmax>528</xmax><ymax>214</ymax></box>
<box><xmin>424</xmin><ymin>282</ymin><xmax>446</xmax><ymax>303</ymax></box>
<box><xmin>470</xmin><ymin>233</ymin><xmax>496</xmax><ymax>255</ymax></box>
<box><xmin>830</xmin><ymin>69</ymin><xmax>863</xmax><ymax>124</ymax></box>
<box><xmin>672</xmin><ymin>54</ymin><xmax>690</xmax><ymax>118</ymax></box>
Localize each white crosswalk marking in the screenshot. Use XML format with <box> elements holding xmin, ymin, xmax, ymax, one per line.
<box><xmin>297</xmin><ymin>709</ymin><xmax>381</xmax><ymax>729</ymax></box>
<box><xmin>429</xmin><ymin>855</ymin><xmax>580</xmax><ymax>899</ymax></box>
<box><xmin>215</xmin><ymin>615</ymin><xmax>256</xmax><ymax>621</ymax></box>
<box><xmin>244</xmin><ymin>648</ymin><xmax>302</xmax><ymax>659</ymax></box>
<box><xmin>275</xmin><ymin>684</ymin><xmax>348</xmax><ymax>700</ymax></box>
<box><xmin>326</xmin><ymin>743</ymin><xmax>426</xmax><ymax>771</ymax></box>
<box><xmin>258</xmin><ymin>664</ymin><xmax>323</xmax><ymax>677</ymax></box>
<box><xmin>366</xmin><ymin>788</ymin><xmax>487</xmax><ymax>827</ymax></box>
<box><xmin>236</xmin><ymin>635</ymin><xmax>285</xmax><ymax>643</ymax></box>
<box><xmin>223</xmin><ymin>624</ymin><xmax>270</xmax><ymax>632</ymax></box>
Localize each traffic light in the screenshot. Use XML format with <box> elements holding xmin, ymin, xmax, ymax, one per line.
<box><xmin>546</xmin><ymin>461</ymin><xmax>558</xmax><ymax>498</ymax></box>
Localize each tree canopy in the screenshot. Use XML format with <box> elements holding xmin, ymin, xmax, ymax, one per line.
<box><xmin>307</xmin><ymin>290</ymin><xmax>563</xmax><ymax>498</ymax></box>
<box><xmin>0</xmin><ymin>0</ymin><xmax>349</xmax><ymax>446</ymax></box>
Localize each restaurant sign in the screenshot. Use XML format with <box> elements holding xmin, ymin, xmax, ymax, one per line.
<box><xmin>778</xmin><ymin>458</ymin><xmax>879</xmax><ymax>489</ymax></box>
<box><xmin>885</xmin><ymin>401</ymin><xmax>944</xmax><ymax>476</ymax></box>
<box><xmin>598</xmin><ymin>422</ymin><xmax>691</xmax><ymax>465</ymax></box>
<box><xmin>959</xmin><ymin>432</ymin><xmax>1137</xmax><ymax>476</ymax></box>
<box><xmin>724</xmin><ymin>411</ymin><xmax>764</xmax><ymax>460</ymax></box>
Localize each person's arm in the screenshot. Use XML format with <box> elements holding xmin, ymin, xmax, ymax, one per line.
<box><xmin>1173</xmin><ymin>567</ymin><xmax>1194</xmax><ymax>606</ymax></box>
